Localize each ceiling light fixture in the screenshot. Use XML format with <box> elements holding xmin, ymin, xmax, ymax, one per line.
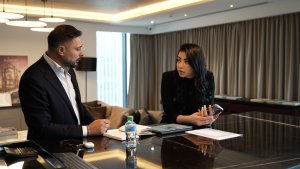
<box><xmin>0</xmin><ymin>0</ymin><xmax>23</xmax><ymax>19</ymax></box>
<box><xmin>6</xmin><ymin>20</ymin><xmax>46</xmax><ymax>27</ymax></box>
<box><xmin>30</xmin><ymin>27</ymin><xmax>54</xmax><ymax>32</ymax></box>
<box><xmin>39</xmin><ymin>0</ymin><xmax>65</xmax><ymax>22</ymax></box>
<box><xmin>151</xmin><ymin>21</ymin><xmax>154</xmax><ymax>24</ymax></box>
<box><xmin>0</xmin><ymin>18</ymin><xmax>9</xmax><ymax>22</ymax></box>
<box><xmin>6</xmin><ymin>0</ymin><xmax>46</xmax><ymax>27</ymax></box>
<box><xmin>184</xmin><ymin>14</ymin><xmax>187</xmax><ymax>17</ymax></box>
<box><xmin>230</xmin><ymin>5</ymin><xmax>233</xmax><ymax>7</ymax></box>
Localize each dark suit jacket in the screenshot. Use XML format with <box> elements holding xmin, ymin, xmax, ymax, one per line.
<box><xmin>19</xmin><ymin>56</ymin><xmax>95</xmax><ymax>140</ymax></box>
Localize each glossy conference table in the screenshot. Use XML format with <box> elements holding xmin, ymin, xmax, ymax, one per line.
<box><xmin>3</xmin><ymin>111</ymin><xmax>300</xmax><ymax>169</ymax></box>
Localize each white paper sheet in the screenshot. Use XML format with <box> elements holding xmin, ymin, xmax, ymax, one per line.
<box><xmin>186</xmin><ymin>128</ymin><xmax>243</xmax><ymax>140</ymax></box>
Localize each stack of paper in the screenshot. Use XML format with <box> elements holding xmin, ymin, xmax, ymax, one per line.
<box><xmin>186</xmin><ymin>128</ymin><xmax>243</xmax><ymax>140</ymax></box>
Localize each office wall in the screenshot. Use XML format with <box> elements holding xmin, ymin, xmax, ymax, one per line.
<box><xmin>0</xmin><ymin>20</ymin><xmax>149</xmax><ymax>102</ymax></box>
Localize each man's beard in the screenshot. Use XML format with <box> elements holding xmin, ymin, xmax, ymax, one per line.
<box><xmin>60</xmin><ymin>57</ymin><xmax>78</xmax><ymax>68</ymax></box>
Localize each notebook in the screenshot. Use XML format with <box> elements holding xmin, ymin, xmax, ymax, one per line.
<box><xmin>104</xmin><ymin>125</ymin><xmax>154</xmax><ymax>141</ymax></box>
<box><xmin>103</xmin><ymin>130</ymin><xmax>139</xmax><ymax>141</ymax></box>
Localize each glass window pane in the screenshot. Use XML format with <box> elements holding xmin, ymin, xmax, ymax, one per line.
<box><xmin>96</xmin><ymin>31</ymin><xmax>123</xmax><ymax>107</ymax></box>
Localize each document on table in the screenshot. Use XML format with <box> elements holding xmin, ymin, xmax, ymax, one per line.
<box><xmin>186</xmin><ymin>128</ymin><xmax>243</xmax><ymax>140</ymax></box>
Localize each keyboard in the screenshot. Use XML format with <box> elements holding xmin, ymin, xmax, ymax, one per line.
<box><xmin>53</xmin><ymin>152</ymin><xmax>98</xmax><ymax>169</ymax></box>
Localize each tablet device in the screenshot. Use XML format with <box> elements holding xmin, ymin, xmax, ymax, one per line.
<box><xmin>151</xmin><ymin>124</ymin><xmax>192</xmax><ymax>134</ymax></box>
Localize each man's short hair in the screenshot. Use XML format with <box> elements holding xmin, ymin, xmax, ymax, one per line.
<box><xmin>48</xmin><ymin>25</ymin><xmax>82</xmax><ymax>51</ymax></box>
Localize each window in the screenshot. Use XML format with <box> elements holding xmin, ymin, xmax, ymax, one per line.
<box><xmin>96</xmin><ymin>32</ymin><xmax>130</xmax><ymax>107</ymax></box>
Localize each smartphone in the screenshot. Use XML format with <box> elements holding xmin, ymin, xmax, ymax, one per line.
<box><xmin>211</xmin><ymin>104</ymin><xmax>223</xmax><ymax>115</ymax></box>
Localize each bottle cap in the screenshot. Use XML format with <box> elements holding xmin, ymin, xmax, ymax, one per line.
<box><xmin>127</xmin><ymin>116</ymin><xmax>134</xmax><ymax>120</ymax></box>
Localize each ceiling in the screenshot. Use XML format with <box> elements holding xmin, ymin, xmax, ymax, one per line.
<box><xmin>1</xmin><ymin>0</ymin><xmax>291</xmax><ymax>27</ymax></box>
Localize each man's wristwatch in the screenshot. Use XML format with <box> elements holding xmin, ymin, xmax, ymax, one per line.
<box><xmin>87</xmin><ymin>125</ymin><xmax>90</xmax><ymax>135</ymax></box>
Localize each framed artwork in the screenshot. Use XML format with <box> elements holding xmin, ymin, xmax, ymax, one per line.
<box><xmin>0</xmin><ymin>56</ymin><xmax>28</xmax><ymax>105</ymax></box>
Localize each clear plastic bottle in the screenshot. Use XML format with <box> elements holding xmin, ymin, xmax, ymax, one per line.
<box><xmin>125</xmin><ymin>116</ymin><xmax>137</xmax><ymax>148</ymax></box>
<box><xmin>125</xmin><ymin>147</ymin><xmax>137</xmax><ymax>169</ymax></box>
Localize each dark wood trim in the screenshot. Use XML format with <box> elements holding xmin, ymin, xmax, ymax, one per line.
<box><xmin>214</xmin><ymin>99</ymin><xmax>300</xmax><ymax>116</ymax></box>
<box><xmin>0</xmin><ymin>103</ymin><xmax>21</xmax><ymax>109</ymax></box>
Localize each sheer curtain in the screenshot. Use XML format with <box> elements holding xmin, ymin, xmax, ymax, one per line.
<box><xmin>128</xmin><ymin>12</ymin><xmax>300</xmax><ymax>110</ymax></box>
<box><xmin>96</xmin><ymin>31</ymin><xmax>124</xmax><ymax>107</ymax></box>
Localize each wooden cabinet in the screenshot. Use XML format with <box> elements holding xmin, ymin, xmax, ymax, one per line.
<box><xmin>214</xmin><ymin>99</ymin><xmax>300</xmax><ymax>116</ymax></box>
<box><xmin>0</xmin><ymin>107</ymin><xmax>27</xmax><ymax>131</ymax></box>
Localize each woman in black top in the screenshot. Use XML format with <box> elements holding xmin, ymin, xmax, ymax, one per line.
<box><xmin>161</xmin><ymin>43</ymin><xmax>220</xmax><ymax>126</ymax></box>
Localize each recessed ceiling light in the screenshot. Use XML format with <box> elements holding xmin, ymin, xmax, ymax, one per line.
<box><xmin>184</xmin><ymin>14</ymin><xmax>187</xmax><ymax>17</ymax></box>
<box><xmin>151</xmin><ymin>21</ymin><xmax>154</xmax><ymax>24</ymax></box>
<box><xmin>230</xmin><ymin>5</ymin><xmax>233</xmax><ymax>7</ymax></box>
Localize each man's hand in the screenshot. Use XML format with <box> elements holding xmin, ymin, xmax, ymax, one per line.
<box><xmin>88</xmin><ymin>119</ymin><xmax>110</xmax><ymax>136</ymax></box>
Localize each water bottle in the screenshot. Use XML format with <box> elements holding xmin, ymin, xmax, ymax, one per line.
<box><xmin>125</xmin><ymin>116</ymin><xmax>137</xmax><ymax>148</ymax></box>
<box><xmin>125</xmin><ymin>147</ymin><xmax>137</xmax><ymax>169</ymax></box>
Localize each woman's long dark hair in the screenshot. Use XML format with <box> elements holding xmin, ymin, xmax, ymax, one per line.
<box><xmin>174</xmin><ymin>43</ymin><xmax>211</xmax><ymax>112</ymax></box>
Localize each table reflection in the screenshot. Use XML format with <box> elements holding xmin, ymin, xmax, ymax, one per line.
<box><xmin>87</xmin><ymin>136</ymin><xmax>110</xmax><ymax>152</ymax></box>
<box><xmin>161</xmin><ymin>135</ymin><xmax>221</xmax><ymax>169</ymax></box>
<box><xmin>182</xmin><ymin>135</ymin><xmax>223</xmax><ymax>158</ymax></box>
<box><xmin>125</xmin><ymin>147</ymin><xmax>137</xmax><ymax>169</ymax></box>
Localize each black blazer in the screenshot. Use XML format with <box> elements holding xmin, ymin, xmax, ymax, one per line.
<box><xmin>161</xmin><ymin>70</ymin><xmax>215</xmax><ymax>123</ymax></box>
<box><xmin>19</xmin><ymin>56</ymin><xmax>95</xmax><ymax>140</ymax></box>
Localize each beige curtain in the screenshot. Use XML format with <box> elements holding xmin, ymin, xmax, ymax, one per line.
<box><xmin>127</xmin><ymin>35</ymin><xmax>154</xmax><ymax>109</ymax></box>
<box><xmin>128</xmin><ymin>12</ymin><xmax>300</xmax><ymax>110</ymax></box>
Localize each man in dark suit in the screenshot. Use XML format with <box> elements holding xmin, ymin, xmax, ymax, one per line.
<box><xmin>19</xmin><ymin>25</ymin><xmax>110</xmax><ymax>140</ymax></box>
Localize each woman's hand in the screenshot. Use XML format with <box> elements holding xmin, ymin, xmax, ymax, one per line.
<box><xmin>176</xmin><ymin>105</ymin><xmax>221</xmax><ymax>126</ymax></box>
<box><xmin>177</xmin><ymin>113</ymin><xmax>215</xmax><ymax>126</ymax></box>
<box><xmin>198</xmin><ymin>105</ymin><xmax>221</xmax><ymax>125</ymax></box>
<box><xmin>189</xmin><ymin>113</ymin><xmax>215</xmax><ymax>126</ymax></box>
